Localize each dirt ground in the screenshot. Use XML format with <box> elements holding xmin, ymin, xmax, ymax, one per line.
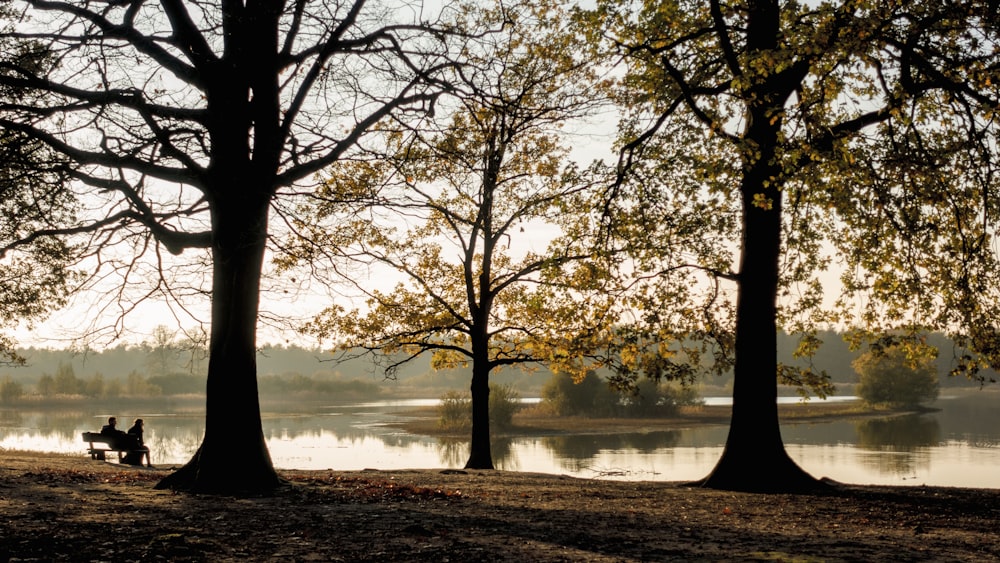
<box><xmin>1</xmin><ymin>451</ymin><xmax>998</xmax><ymax>562</ymax></box>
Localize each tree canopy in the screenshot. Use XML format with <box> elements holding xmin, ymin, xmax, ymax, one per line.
<box><xmin>287</xmin><ymin>1</ymin><xmax>620</xmax><ymax>469</ymax></box>
<box><xmin>0</xmin><ymin>0</ymin><xmax>457</xmax><ymax>494</ymax></box>
<box><xmin>592</xmin><ymin>0</ymin><xmax>1000</xmax><ymax>491</ymax></box>
<box><xmin>0</xmin><ymin>7</ymin><xmax>77</xmax><ymax>366</ymax></box>
<box><xmin>852</xmin><ymin>342</ymin><xmax>940</xmax><ymax>408</ymax></box>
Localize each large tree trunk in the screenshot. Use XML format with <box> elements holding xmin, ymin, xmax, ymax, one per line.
<box><xmin>155</xmin><ymin>3</ymin><xmax>282</xmax><ymax>494</ymax></box>
<box><xmin>156</xmin><ymin>195</ymin><xmax>280</xmax><ymax>494</ymax></box>
<box><xmin>697</xmin><ymin>174</ymin><xmax>820</xmax><ymax>492</ymax></box>
<box><xmin>698</xmin><ymin>0</ymin><xmax>821</xmax><ymax>493</ymax></box>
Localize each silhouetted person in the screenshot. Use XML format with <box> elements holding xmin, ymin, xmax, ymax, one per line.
<box><xmin>124</xmin><ymin>418</ymin><xmax>152</xmax><ymax>467</ymax></box>
<box><xmin>100</xmin><ymin>416</ymin><xmax>126</xmax><ymax>438</ymax></box>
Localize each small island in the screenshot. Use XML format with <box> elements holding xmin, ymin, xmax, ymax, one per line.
<box><xmin>388</xmin><ymin>396</ymin><xmax>925</xmax><ymax>438</ymax></box>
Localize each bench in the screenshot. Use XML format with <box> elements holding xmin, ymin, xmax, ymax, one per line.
<box><xmin>81</xmin><ymin>432</ymin><xmax>143</xmax><ymax>463</ymax></box>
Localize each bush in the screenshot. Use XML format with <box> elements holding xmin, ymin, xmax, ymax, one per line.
<box><xmin>541</xmin><ymin>371</ymin><xmax>618</xmax><ymax>416</ymax></box>
<box><xmin>488</xmin><ymin>383</ymin><xmax>521</xmax><ymax>430</ymax></box>
<box><xmin>104</xmin><ymin>379</ymin><xmax>122</xmax><ymax>398</ymax></box>
<box><xmin>36</xmin><ymin>374</ymin><xmax>54</xmax><ymax>396</ymax></box>
<box><xmin>437</xmin><ymin>390</ymin><xmax>471</xmax><ymax>431</ymax></box>
<box><xmin>256</xmin><ymin>372</ymin><xmax>382</xmax><ymax>399</ymax></box>
<box><xmin>622</xmin><ymin>379</ymin><xmax>667</xmax><ymax>417</ymax></box>
<box><xmin>83</xmin><ymin>373</ymin><xmax>105</xmax><ymax>398</ymax></box>
<box><xmin>53</xmin><ymin>362</ymin><xmax>83</xmax><ymax>395</ymax></box>
<box><xmin>436</xmin><ymin>383</ymin><xmax>522</xmax><ymax>431</ymax></box>
<box><xmin>621</xmin><ymin>379</ymin><xmax>702</xmax><ymax>417</ymax></box>
<box><xmin>852</xmin><ymin>344</ymin><xmax>939</xmax><ymax>408</ymax></box>
<box><xmin>541</xmin><ymin>371</ymin><xmax>701</xmax><ymax>418</ymax></box>
<box><xmin>0</xmin><ymin>376</ymin><xmax>23</xmax><ymax>404</ymax></box>
<box><xmin>125</xmin><ymin>370</ymin><xmax>162</xmax><ymax>397</ymax></box>
<box><xmin>147</xmin><ymin>373</ymin><xmax>205</xmax><ymax>395</ymax></box>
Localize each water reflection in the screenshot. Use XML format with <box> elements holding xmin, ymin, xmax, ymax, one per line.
<box><xmin>435</xmin><ymin>437</ymin><xmax>519</xmax><ymax>470</ymax></box>
<box><xmin>0</xmin><ymin>409</ymin><xmax>22</xmax><ymax>426</ymax></box>
<box><xmin>1</xmin><ymin>392</ymin><xmax>997</xmax><ymax>488</ymax></box>
<box><xmin>436</xmin><ymin>438</ymin><xmax>467</xmax><ymax>468</ymax></box>
<box><xmin>936</xmin><ymin>394</ymin><xmax>1000</xmax><ymax>448</ymax></box>
<box><xmin>855</xmin><ymin>415</ymin><xmax>940</xmax><ymax>450</ymax></box>
<box><xmin>542</xmin><ymin>431</ymin><xmax>682</xmax><ymax>461</ymax></box>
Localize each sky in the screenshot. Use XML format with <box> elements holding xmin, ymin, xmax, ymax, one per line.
<box><xmin>11</xmin><ymin>103</ymin><xmax>624</xmax><ymax>352</ymax></box>
<box><xmin>3</xmin><ymin>0</ymin><xmax>865</xmax><ymax>353</ymax></box>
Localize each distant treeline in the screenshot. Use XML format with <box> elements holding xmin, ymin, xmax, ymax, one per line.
<box><xmin>3</xmin><ymin>343</ymin><xmax>342</xmax><ymax>382</ymax></box>
<box><xmin>774</xmin><ymin>329</ymin><xmax>994</xmax><ymax>387</ymax></box>
<box><xmin>0</xmin><ymin>362</ymin><xmax>385</xmax><ymax>404</ymax></box>
<box><xmin>0</xmin><ymin>329</ymin><xmax>990</xmax><ymax>405</ymax></box>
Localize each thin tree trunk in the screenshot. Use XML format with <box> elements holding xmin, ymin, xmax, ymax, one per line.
<box><xmin>465</xmin><ymin>341</ymin><xmax>494</xmax><ymax>469</ymax></box>
<box><xmin>156</xmin><ymin>196</ymin><xmax>280</xmax><ymax>493</ymax></box>
<box><xmin>466</xmin><ymin>211</ymin><xmax>495</xmax><ymax>469</ymax></box>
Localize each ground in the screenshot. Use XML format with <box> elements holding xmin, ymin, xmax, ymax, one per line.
<box><xmin>1</xmin><ymin>451</ymin><xmax>998</xmax><ymax>562</ymax></box>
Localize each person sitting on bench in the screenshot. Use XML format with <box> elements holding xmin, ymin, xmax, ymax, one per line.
<box><xmin>123</xmin><ymin>418</ymin><xmax>153</xmax><ymax>467</ymax></box>
<box><xmin>100</xmin><ymin>416</ymin><xmax>127</xmax><ymax>438</ymax></box>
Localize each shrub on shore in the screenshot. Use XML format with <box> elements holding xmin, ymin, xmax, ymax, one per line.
<box><xmin>541</xmin><ymin>371</ymin><xmax>702</xmax><ymax>418</ymax></box>
<box><xmin>437</xmin><ymin>383</ymin><xmax>522</xmax><ymax>431</ymax></box>
<box><xmin>852</xmin><ymin>344</ymin><xmax>939</xmax><ymax>408</ymax></box>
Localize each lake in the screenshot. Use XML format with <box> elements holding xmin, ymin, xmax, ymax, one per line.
<box><xmin>2</xmin><ymin>391</ymin><xmax>998</xmax><ymax>488</ymax></box>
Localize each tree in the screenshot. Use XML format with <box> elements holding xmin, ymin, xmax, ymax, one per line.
<box><xmin>0</xmin><ymin>128</ymin><xmax>77</xmax><ymax>364</ymax></box>
<box><xmin>541</xmin><ymin>370</ymin><xmax>617</xmax><ymax>417</ymax></box>
<box><xmin>830</xmin><ymin>16</ymin><xmax>1000</xmax><ymax>385</ymax></box>
<box><xmin>0</xmin><ymin>5</ymin><xmax>77</xmax><ymax>365</ymax></box>
<box><xmin>292</xmin><ymin>2</ymin><xmax>617</xmax><ymax>469</ymax></box>
<box><xmin>144</xmin><ymin>325</ymin><xmax>178</xmax><ymax>379</ymax></box>
<box><xmin>0</xmin><ymin>376</ymin><xmax>24</xmax><ymax>403</ymax></box>
<box><xmin>104</xmin><ymin>378</ymin><xmax>122</xmax><ymax>399</ymax></box>
<box><xmin>52</xmin><ymin>362</ymin><xmax>81</xmax><ymax>395</ymax></box>
<box><xmin>593</xmin><ymin>1</ymin><xmax>999</xmax><ymax>491</ymax></box>
<box><xmin>125</xmin><ymin>370</ymin><xmax>160</xmax><ymax>397</ymax></box>
<box><xmin>852</xmin><ymin>342</ymin><xmax>939</xmax><ymax>408</ymax></box>
<box><xmin>0</xmin><ymin>1</ymin><xmax>454</xmax><ymax>493</ymax></box>
<box><xmin>177</xmin><ymin>326</ymin><xmax>208</xmax><ymax>376</ymax></box>
<box><xmin>35</xmin><ymin>373</ymin><xmax>53</xmax><ymax>396</ymax></box>
<box><xmin>83</xmin><ymin>372</ymin><xmax>105</xmax><ymax>399</ymax></box>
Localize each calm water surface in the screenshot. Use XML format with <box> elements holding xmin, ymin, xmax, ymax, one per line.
<box><xmin>1</xmin><ymin>392</ymin><xmax>997</xmax><ymax>488</ymax></box>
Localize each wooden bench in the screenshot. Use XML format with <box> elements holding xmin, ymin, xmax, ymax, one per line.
<box><xmin>82</xmin><ymin>432</ymin><xmax>142</xmax><ymax>463</ymax></box>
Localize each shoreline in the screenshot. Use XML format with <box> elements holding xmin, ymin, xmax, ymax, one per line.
<box><xmin>385</xmin><ymin>398</ymin><xmax>923</xmax><ymax>438</ymax></box>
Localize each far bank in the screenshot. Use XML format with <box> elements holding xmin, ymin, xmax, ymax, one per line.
<box><xmin>386</xmin><ymin>396</ymin><xmax>932</xmax><ymax>438</ymax></box>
